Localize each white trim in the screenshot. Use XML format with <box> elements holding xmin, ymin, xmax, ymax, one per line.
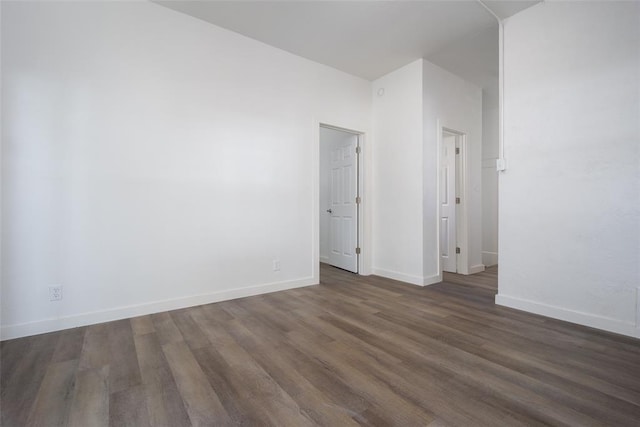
<box><xmin>456</xmin><ymin>132</ymin><xmax>469</xmax><ymax>275</ymax></box>
<box><xmin>312</xmin><ymin>120</ymin><xmax>321</xmax><ymax>285</ymax></box>
<box><xmin>319</xmin><ymin>255</ymin><xmax>330</xmax><ymax>263</ymax></box>
<box><xmin>1</xmin><ymin>277</ymin><xmax>316</xmax><ymax>341</ymax></box>
<box><xmin>496</xmin><ymin>294</ymin><xmax>640</xmax><ymax>339</ymax></box>
<box><xmin>435</xmin><ymin>119</ymin><xmax>443</xmax><ymax>276</ymax></box>
<box><xmin>373</xmin><ymin>268</ymin><xmax>423</xmax><ymax>286</ymax></box>
<box><xmin>423</xmin><ymin>273</ymin><xmax>443</xmax><ymax>286</ymax></box>
<box><xmin>482</xmin><ymin>251</ymin><xmax>498</xmax><ymax>267</ymax></box>
<box><xmin>373</xmin><ymin>268</ymin><xmax>441</xmax><ymax>287</ymax></box>
<box><xmin>469</xmin><ymin>264</ymin><xmax>486</xmax><ymax>274</ymax></box>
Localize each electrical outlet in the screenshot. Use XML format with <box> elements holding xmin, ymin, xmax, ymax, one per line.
<box><xmin>49</xmin><ymin>285</ymin><xmax>63</xmax><ymax>301</ymax></box>
<box><xmin>272</xmin><ymin>259</ymin><xmax>281</xmax><ymax>271</ymax></box>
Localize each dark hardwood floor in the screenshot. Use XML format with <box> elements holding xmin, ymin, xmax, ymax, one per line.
<box><xmin>2</xmin><ymin>264</ymin><xmax>640</xmax><ymax>426</ymax></box>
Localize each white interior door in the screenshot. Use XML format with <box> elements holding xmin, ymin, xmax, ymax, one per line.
<box><xmin>327</xmin><ymin>133</ymin><xmax>358</xmax><ymax>273</ymax></box>
<box><xmin>441</xmin><ymin>134</ymin><xmax>457</xmax><ymax>273</ymax></box>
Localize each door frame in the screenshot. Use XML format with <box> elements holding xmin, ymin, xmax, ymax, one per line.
<box><xmin>437</xmin><ymin>123</ymin><xmax>470</xmax><ymax>275</ymax></box>
<box><xmin>313</xmin><ymin>120</ymin><xmax>370</xmax><ymax>282</ymax></box>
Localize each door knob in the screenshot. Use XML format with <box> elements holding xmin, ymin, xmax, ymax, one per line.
<box><xmin>326</xmin><ymin>209</ymin><xmax>332</xmax><ymax>213</ymax></box>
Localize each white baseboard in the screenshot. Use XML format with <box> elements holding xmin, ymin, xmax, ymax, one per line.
<box><xmin>372</xmin><ymin>268</ymin><xmax>441</xmax><ymax>287</ymax></box>
<box><xmin>482</xmin><ymin>251</ymin><xmax>498</xmax><ymax>267</ymax></box>
<box><xmin>319</xmin><ymin>255</ymin><xmax>329</xmax><ymax>263</ymax></box>
<box><xmin>1</xmin><ymin>277</ymin><xmax>317</xmax><ymax>341</ymax></box>
<box><xmin>469</xmin><ymin>264</ymin><xmax>486</xmax><ymax>274</ymax></box>
<box><xmin>423</xmin><ymin>273</ymin><xmax>442</xmax><ymax>286</ymax></box>
<box><xmin>372</xmin><ymin>268</ymin><xmax>423</xmax><ymax>286</ymax></box>
<box><xmin>496</xmin><ymin>294</ymin><xmax>640</xmax><ymax>339</ymax></box>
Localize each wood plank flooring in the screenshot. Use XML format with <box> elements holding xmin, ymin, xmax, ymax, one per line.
<box><xmin>2</xmin><ymin>264</ymin><xmax>640</xmax><ymax>426</ymax></box>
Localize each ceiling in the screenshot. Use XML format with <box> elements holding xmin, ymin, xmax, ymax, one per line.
<box><xmin>156</xmin><ymin>1</ymin><xmax>540</xmax><ymax>86</ymax></box>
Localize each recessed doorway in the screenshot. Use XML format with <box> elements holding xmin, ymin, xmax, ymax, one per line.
<box><xmin>319</xmin><ymin>126</ymin><xmax>360</xmax><ymax>273</ymax></box>
<box><xmin>440</xmin><ymin>127</ymin><xmax>466</xmax><ymax>274</ymax></box>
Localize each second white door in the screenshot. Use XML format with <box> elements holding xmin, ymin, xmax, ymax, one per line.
<box><xmin>441</xmin><ymin>133</ymin><xmax>457</xmax><ymax>273</ymax></box>
<box><xmin>327</xmin><ymin>132</ymin><xmax>358</xmax><ymax>273</ymax></box>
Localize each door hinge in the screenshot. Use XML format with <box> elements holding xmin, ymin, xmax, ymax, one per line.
<box><xmin>455</xmin><ymin>197</ymin><xmax>460</xmax><ymax>204</ymax></box>
<box><xmin>355</xmin><ymin>196</ymin><xmax>361</xmax><ymax>204</ymax></box>
<box><xmin>456</xmin><ymin>247</ymin><xmax>461</xmax><ymax>254</ymax></box>
<box><xmin>356</xmin><ymin>146</ymin><xmax>361</xmax><ymax>154</ymax></box>
<box><xmin>355</xmin><ymin>247</ymin><xmax>361</xmax><ymax>255</ymax></box>
<box><xmin>455</xmin><ymin>147</ymin><xmax>460</xmax><ymax>155</ymax></box>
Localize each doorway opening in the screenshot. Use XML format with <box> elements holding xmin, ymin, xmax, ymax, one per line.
<box><xmin>439</xmin><ymin>127</ymin><xmax>467</xmax><ymax>274</ymax></box>
<box><xmin>319</xmin><ymin>125</ymin><xmax>361</xmax><ymax>274</ymax></box>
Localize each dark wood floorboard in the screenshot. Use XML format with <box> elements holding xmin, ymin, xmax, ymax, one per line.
<box><xmin>2</xmin><ymin>264</ymin><xmax>640</xmax><ymax>426</ymax></box>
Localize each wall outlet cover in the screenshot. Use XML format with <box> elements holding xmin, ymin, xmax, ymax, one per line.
<box><xmin>49</xmin><ymin>286</ymin><xmax>63</xmax><ymax>301</ymax></box>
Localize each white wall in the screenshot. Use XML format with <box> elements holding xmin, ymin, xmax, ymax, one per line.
<box><xmin>497</xmin><ymin>1</ymin><xmax>640</xmax><ymax>338</ymax></box>
<box><xmin>371</xmin><ymin>60</ymin><xmax>425</xmax><ymax>285</ymax></box>
<box><xmin>1</xmin><ymin>1</ymin><xmax>371</xmax><ymax>339</ymax></box>
<box><xmin>482</xmin><ymin>83</ymin><xmax>499</xmax><ymax>267</ymax></box>
<box><xmin>423</xmin><ymin>60</ymin><xmax>483</xmax><ymax>279</ymax></box>
<box><xmin>371</xmin><ymin>59</ymin><xmax>482</xmax><ymax>285</ymax></box>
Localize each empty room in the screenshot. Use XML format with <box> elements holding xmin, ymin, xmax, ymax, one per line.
<box><xmin>2</xmin><ymin>1</ymin><xmax>639</xmax><ymax>426</ymax></box>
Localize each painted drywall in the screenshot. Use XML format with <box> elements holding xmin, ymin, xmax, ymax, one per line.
<box><xmin>482</xmin><ymin>83</ymin><xmax>499</xmax><ymax>266</ymax></box>
<box><xmin>371</xmin><ymin>60</ymin><xmax>425</xmax><ymax>285</ymax></box>
<box><xmin>423</xmin><ymin>60</ymin><xmax>483</xmax><ymax>279</ymax></box>
<box><xmin>319</xmin><ymin>127</ymin><xmax>358</xmax><ymax>263</ymax></box>
<box><xmin>0</xmin><ymin>1</ymin><xmax>3</xmax><ymax>333</ymax></box>
<box><xmin>1</xmin><ymin>1</ymin><xmax>371</xmax><ymax>339</ymax></box>
<box><xmin>371</xmin><ymin>59</ymin><xmax>483</xmax><ymax>285</ymax></box>
<box><xmin>497</xmin><ymin>1</ymin><xmax>640</xmax><ymax>337</ymax></box>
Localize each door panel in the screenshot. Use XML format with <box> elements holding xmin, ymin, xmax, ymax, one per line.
<box><xmin>326</xmin><ymin>133</ymin><xmax>358</xmax><ymax>273</ymax></box>
<box><xmin>342</xmin><ymin>216</ymin><xmax>355</xmax><ymax>257</ymax></box>
<box><xmin>440</xmin><ymin>217</ymin><xmax>450</xmax><ymax>258</ymax></box>
<box><xmin>331</xmin><ymin>168</ymin><xmax>341</xmax><ymax>204</ymax></box>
